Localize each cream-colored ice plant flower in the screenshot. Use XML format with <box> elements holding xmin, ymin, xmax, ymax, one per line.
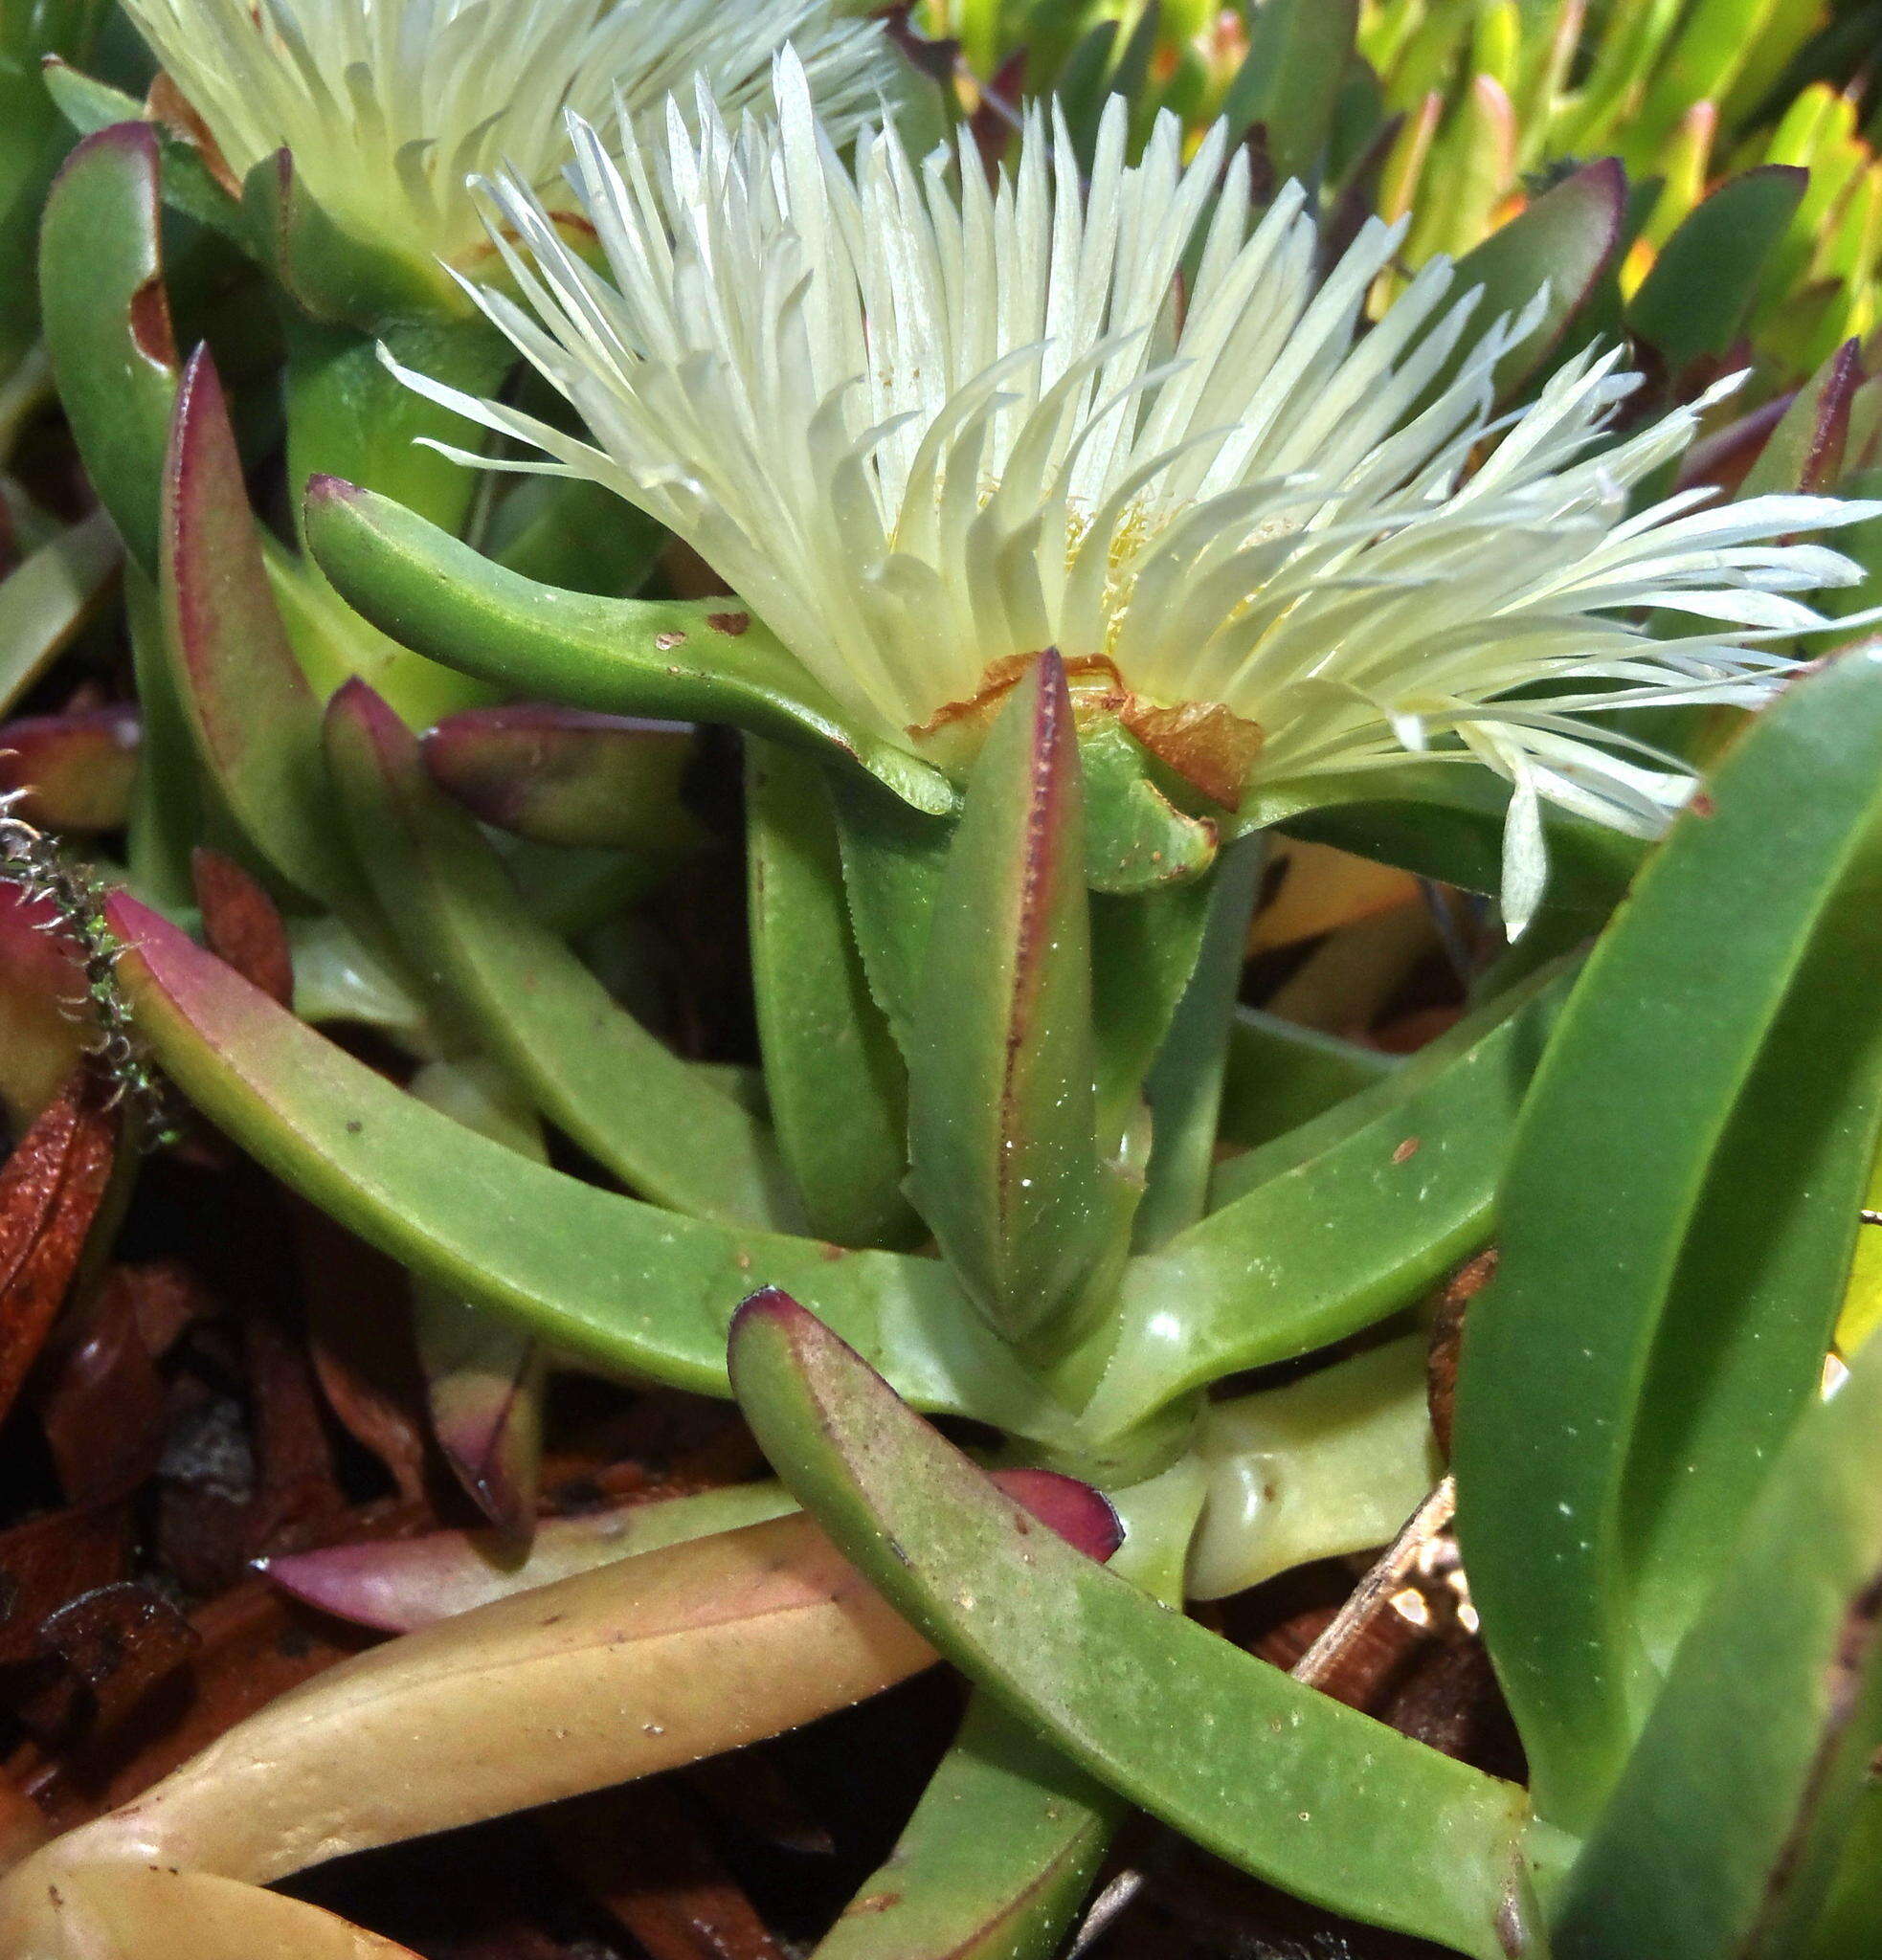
<box><xmin>395</xmin><ymin>52</ymin><xmax>1879</xmax><ymax>926</ymax></box>
<box><xmin>116</xmin><ymin>0</ymin><xmax>897</xmax><ymax>271</ymax></box>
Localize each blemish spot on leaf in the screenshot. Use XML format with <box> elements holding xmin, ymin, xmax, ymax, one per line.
<box><xmin>707</xmin><ymin>612</ymin><xmax>751</xmax><ymax>636</ymax></box>
<box><xmin>654</xmin><ymin>631</ymin><xmax>687</xmax><ymax>651</ymax></box>
<box><xmin>128</xmin><ymin>276</ymin><xmax>176</xmax><ymax>368</ymax></box>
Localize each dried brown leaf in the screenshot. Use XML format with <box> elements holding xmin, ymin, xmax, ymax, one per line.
<box><xmin>0</xmin><ymin>1072</ymin><xmax>118</xmax><ymax>1426</ymax></box>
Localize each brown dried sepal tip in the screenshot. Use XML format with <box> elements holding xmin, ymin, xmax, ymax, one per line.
<box><xmin>145</xmin><ymin>74</ymin><xmax>242</xmax><ymax>200</ymax></box>
<box><xmin>909</xmin><ymin>650</ymin><xmax>1263</xmax><ymax>809</ymax></box>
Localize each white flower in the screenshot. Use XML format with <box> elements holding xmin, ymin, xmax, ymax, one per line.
<box><xmin>395</xmin><ymin>52</ymin><xmax>1879</xmax><ymax>925</ymax></box>
<box><xmin>118</xmin><ymin>0</ymin><xmax>897</xmax><ymax>268</ymax></box>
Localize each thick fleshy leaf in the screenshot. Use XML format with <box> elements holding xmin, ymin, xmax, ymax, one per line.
<box><xmin>241</xmin><ymin>148</ymin><xmax>457</xmax><ymax>330</ymax></box>
<box><xmin>1553</xmin><ymin>1337</ymin><xmax>1882</xmax><ymax>1958</ymax></box>
<box><xmin>261</xmin><ymin>523</ymin><xmax>487</xmax><ymax>732</ymax></box>
<box><xmin>1132</xmin><ymin>837</ymin><xmax>1264</xmax><ymax>1249</ymax></box>
<box><xmin>38</xmin><ymin>123</ymin><xmax>178</xmax><ymax>576</ymax></box>
<box><xmin>1439</xmin><ymin>159</ymin><xmax>1624</xmax><ymax>402</ymax></box>
<box><xmin>0</xmin><ymin>6</ymin><xmax>99</xmax><ymax>373</ymax></box>
<box><xmin>728</xmin><ymin>1294</ymin><xmax>1537</xmax><ymax>1960</ymax></box>
<box><xmin>811</xmin><ymin>1696</ymin><xmax>1123</xmax><ymax>1960</ymax></box>
<box><xmin>122</xmin><ymin>561</ymin><xmax>202</xmax><ymax>913</ymax></box>
<box><xmin>0</xmin><ymin>1862</ymin><xmax>422</xmax><ymax>1959</ymax></box>
<box><xmin>40</xmin><ymin>61</ymin><xmax>247</xmax><ymax>241</ymax></box>
<box><xmin>263</xmin><ymin>1483</ymin><xmax>801</xmax><ymax>1632</ymax></box>
<box><xmin>407</xmin><ymin>1060</ymin><xmax>548</xmax><ymax>1540</ymax></box>
<box><xmin>1454</xmin><ymin>646</ymin><xmax>1882</xmax><ymax>1834</ymax></box>
<box><xmin>323</xmin><ymin>679</ymin><xmax>796</xmax><ymax>1228</ymax></box>
<box><xmin>302</xmin><ymin>477</ymin><xmax>954</xmax><ymax>815</ymax></box>
<box><xmin>747</xmin><ymin>740</ymin><xmax>919</xmax><ymax>1249</ymax></box>
<box><xmin>264</xmin><ymin>1464</ymin><xmax>1098</xmax><ymax>1636</ymax></box>
<box><xmin>0</xmin><ymin>514</ymin><xmax>121</xmax><ymax>721</ymax></box>
<box><xmin>1737</xmin><ymin>337</ymin><xmax>1862</xmax><ymax>498</ymax></box>
<box><xmin>283</xmin><ymin>315</ymin><xmax>510</xmax><ymax>546</ymax></box>
<box><xmin>485</xmin><ymin>475</ymin><xmax>666</xmax><ymax>597</ymax></box>
<box><xmin>1247</xmin><ymin>763</ymin><xmax>1644</xmax><ymax>916</ymax></box>
<box><xmin>1218</xmin><ymin>1010</ymin><xmax>1399</xmax><ymax>1150</ymax></box>
<box><xmin>414</xmin><ymin>1305</ymin><xmax>542</xmax><ymax>1537</ymax></box>
<box><xmin>1087</xmin><ymin>880</ymin><xmax>1217</xmax><ymax>1145</ymax></box>
<box><xmin>1628</xmin><ymin>166</ymin><xmax>1809</xmax><ymax>371</ymax></box>
<box><xmin>1220</xmin><ymin>0</ymin><xmax>1359</xmax><ymax>183</ymax></box>
<box><xmin>105</xmin><ymin>896</ymin><xmax>1070</xmax><ymax>1443</ymax></box>
<box><xmin>160</xmin><ymin>346</ymin><xmax>364</xmax><ymax>912</ymax></box>
<box><xmin>1078</xmin><ymin>720</ymin><xmax>1220</xmax><ymax>895</ymax></box>
<box><xmin>1800</xmin><ymin>1786</ymin><xmax>1882</xmax><ymax>1960</ymax></box>
<box><xmin>0</xmin><ymin>705</ymin><xmax>139</xmax><ymax>834</ymax></box>
<box><xmin>16</xmin><ymin>1512</ymin><xmax>943</xmax><ymax>1885</ymax></box>
<box><xmin>829</xmin><ymin>771</ymin><xmax>954</xmax><ymax>1056</ymax></box>
<box><xmin>1070</xmin><ymin>966</ymin><xmax>1570</xmax><ymax>1441</ymax></box>
<box><xmin>285</xmin><ymin>912</ymin><xmax>428</xmax><ymax>1041</ymax></box>
<box><xmin>423</xmin><ymin>705</ymin><xmax>706</xmax><ymax>856</ymax></box>
<box><xmin>0</xmin><ymin>889</ymin><xmax>90</xmax><ymax>1129</ymax></box>
<box><xmin>905</xmin><ymin>655</ymin><xmax>1114</xmax><ymax>1345</ymax></box>
<box><xmin>1187</xmin><ymin>1334</ymin><xmax>1441</xmax><ymax>1601</ymax></box>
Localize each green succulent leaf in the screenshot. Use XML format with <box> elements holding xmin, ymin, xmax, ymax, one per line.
<box><xmin>0</xmin><ymin>510</ymin><xmax>121</xmax><ymax>720</ymax></box>
<box><xmin>905</xmin><ymin>654</ymin><xmax>1120</xmax><ymax>1346</ymax></box>
<box><xmin>1552</xmin><ymin>1335</ymin><xmax>1882</xmax><ymax>1958</ymax></box>
<box><xmin>160</xmin><ymin>345</ymin><xmax>366</xmax><ymax>912</ymax></box>
<box><xmin>1050</xmin><ymin>21</ymin><xmax>1124</xmax><ymax>170</ymax></box>
<box><xmin>810</xmin><ymin>1696</ymin><xmax>1123</xmax><ymax>1960</ymax></box>
<box><xmin>406</xmin><ymin>1059</ymin><xmax>548</xmax><ymax>1541</ymax></box>
<box><xmin>1439</xmin><ymin>158</ymin><xmax>1625</xmax><ymax>404</ymax></box>
<box><xmin>1078</xmin><ymin>719</ymin><xmax>1219</xmax><ymax>894</ymax></box>
<box><xmin>40</xmin><ymin>65</ymin><xmax>246</xmax><ymax>241</ymax></box>
<box><xmin>1454</xmin><ymin>647</ymin><xmax>1882</xmax><ymax>1836</ymax></box>
<box><xmin>1247</xmin><ymin>763</ymin><xmax>1645</xmax><ymax>918</ymax></box>
<box><xmin>1627</xmin><ymin>165</ymin><xmax>1808</xmax><ymax>373</ymax></box>
<box><xmin>484</xmin><ymin>475</ymin><xmax>666</xmax><ymax>597</ymax></box>
<box><xmin>107</xmin><ymin>894</ymin><xmax>1071</xmax><ymax>1444</ymax></box>
<box><xmin>728</xmin><ymin>1292</ymin><xmax>1538</xmax><ymax>1960</ymax></box>
<box><xmin>1087</xmin><ymin>878</ymin><xmax>1218</xmax><ymax>1144</ymax></box>
<box><xmin>0</xmin><ymin>8</ymin><xmax>107</xmax><ymax>369</ymax></box>
<box><xmin>302</xmin><ymin>478</ymin><xmax>955</xmax><ymax>815</ymax></box>
<box><xmin>1218</xmin><ymin>1010</ymin><xmax>1400</xmax><ymax>1150</ymax></box>
<box><xmin>322</xmin><ymin>679</ymin><xmax>799</xmax><ymax>1229</ymax></box>
<box><xmin>39</xmin><ymin>122</ymin><xmax>179</xmax><ymax>575</ymax></box>
<box><xmin>283</xmin><ymin>314</ymin><xmax>511</xmax><ymax>546</ymax></box>
<box><xmin>1188</xmin><ymin>1333</ymin><xmax>1441</xmax><ymax>1602</ymax></box>
<box><xmin>422</xmin><ymin>705</ymin><xmax>707</xmax><ymax>858</ymax></box>
<box><xmin>1737</xmin><ymin>336</ymin><xmax>1862</xmax><ymax>498</ymax></box>
<box><xmin>1072</xmin><ymin>963</ymin><xmax>1570</xmax><ymax>1441</ymax></box>
<box><xmin>242</xmin><ymin>147</ymin><xmax>460</xmax><ymax>329</ymax></box>
<box><xmin>1132</xmin><ymin>835</ymin><xmax>1265</xmax><ymax>1249</ymax></box>
<box><xmin>122</xmin><ymin>563</ymin><xmax>203</xmax><ymax>912</ymax></box>
<box><xmin>829</xmin><ymin>770</ymin><xmax>955</xmax><ymax>1057</ymax></box>
<box><xmin>1798</xmin><ymin>1784</ymin><xmax>1882</xmax><ymax>1960</ymax></box>
<box><xmin>747</xmin><ymin>739</ymin><xmax>921</xmax><ymax>1250</ymax></box>
<box><xmin>1220</xmin><ymin>0</ymin><xmax>1359</xmax><ymax>185</ymax></box>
